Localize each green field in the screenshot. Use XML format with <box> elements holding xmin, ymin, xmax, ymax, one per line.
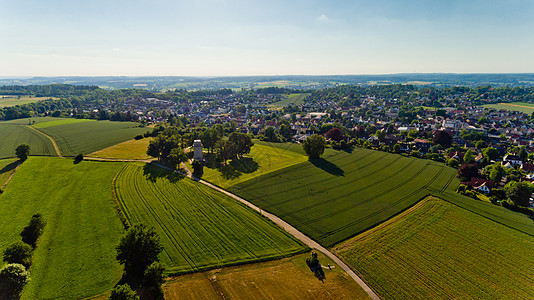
<box><xmin>114</xmin><ymin>162</ymin><xmax>307</xmax><ymax>275</ymax></box>
<box><xmin>335</xmin><ymin>197</ymin><xmax>534</xmax><ymax>299</ymax></box>
<box><xmin>270</xmin><ymin>93</ymin><xmax>309</xmax><ymax>107</ymax></box>
<box><xmin>36</xmin><ymin>120</ymin><xmax>148</xmax><ymax>156</ymax></box>
<box><xmin>231</xmin><ymin>147</ymin><xmax>460</xmax><ymax>246</ymax></box>
<box><xmin>32</xmin><ymin>118</ymin><xmax>93</xmax><ymax>128</ymax></box>
<box><xmin>0</xmin><ymin>121</ymin><xmax>56</xmax><ymax>158</ymax></box>
<box><xmin>0</xmin><ymin>157</ymin><xmax>125</xmax><ymax>299</ymax></box>
<box><xmin>200</xmin><ymin>142</ymin><xmax>308</xmax><ymax>188</ymax></box>
<box><xmin>483</xmin><ymin>102</ymin><xmax>534</xmax><ymax>114</ymax></box>
<box><xmin>0</xmin><ymin>95</ymin><xmax>55</xmax><ymax>108</ymax></box>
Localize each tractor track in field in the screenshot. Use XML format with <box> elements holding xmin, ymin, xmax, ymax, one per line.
<box><xmin>26</xmin><ymin>125</ymin><xmax>63</xmax><ymax>157</ymax></box>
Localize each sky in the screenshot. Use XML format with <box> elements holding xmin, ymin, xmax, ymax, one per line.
<box><xmin>1</xmin><ymin>0</ymin><xmax>533</xmax><ymax>76</ymax></box>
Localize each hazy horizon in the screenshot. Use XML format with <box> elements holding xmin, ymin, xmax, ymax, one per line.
<box><xmin>1</xmin><ymin>0</ymin><xmax>533</xmax><ymax>76</ymax></box>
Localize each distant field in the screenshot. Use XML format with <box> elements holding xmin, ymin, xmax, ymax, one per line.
<box><xmin>270</xmin><ymin>93</ymin><xmax>309</xmax><ymax>107</ymax></box>
<box><xmin>0</xmin><ymin>95</ymin><xmax>55</xmax><ymax>108</ymax></box>
<box><xmin>36</xmin><ymin>120</ymin><xmax>147</xmax><ymax>156</ymax></box>
<box><xmin>0</xmin><ymin>158</ymin><xmax>18</xmax><ymax>187</ymax></box>
<box><xmin>32</xmin><ymin>118</ymin><xmax>92</xmax><ymax>128</ymax></box>
<box><xmin>114</xmin><ymin>163</ymin><xmax>306</xmax><ymax>275</ymax></box>
<box><xmin>0</xmin><ymin>157</ymin><xmax>124</xmax><ymax>299</ymax></box>
<box><xmin>231</xmin><ymin>147</ymin><xmax>460</xmax><ymax>246</ymax></box>
<box><xmin>0</xmin><ymin>121</ymin><xmax>56</xmax><ymax>158</ymax></box>
<box><xmin>335</xmin><ymin>197</ymin><xmax>534</xmax><ymax>299</ymax></box>
<box><xmin>163</xmin><ymin>251</ymin><xmax>370</xmax><ymax>300</ymax></box>
<box><xmin>200</xmin><ymin>142</ymin><xmax>308</xmax><ymax>188</ymax></box>
<box><xmin>483</xmin><ymin>102</ymin><xmax>534</xmax><ymax>114</ymax></box>
<box><xmin>88</xmin><ymin>137</ymin><xmax>154</xmax><ymax>160</ymax></box>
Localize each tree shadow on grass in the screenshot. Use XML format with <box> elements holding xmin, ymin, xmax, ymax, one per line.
<box><xmin>143</xmin><ymin>163</ymin><xmax>184</xmax><ymax>183</ymax></box>
<box><xmin>310</xmin><ymin>158</ymin><xmax>344</xmax><ymax>176</ymax></box>
<box><xmin>0</xmin><ymin>160</ymin><xmax>19</xmax><ymax>176</ymax></box>
<box><xmin>215</xmin><ymin>157</ymin><xmax>260</xmax><ymax>180</ymax></box>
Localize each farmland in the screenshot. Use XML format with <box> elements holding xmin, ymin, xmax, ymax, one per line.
<box><xmin>35</xmin><ymin>119</ymin><xmax>148</xmax><ymax>156</ymax></box>
<box><xmin>0</xmin><ymin>95</ymin><xmax>55</xmax><ymax>108</ymax></box>
<box><xmin>483</xmin><ymin>102</ymin><xmax>534</xmax><ymax>114</ymax></box>
<box><xmin>270</xmin><ymin>93</ymin><xmax>309</xmax><ymax>107</ymax></box>
<box><xmin>163</xmin><ymin>251</ymin><xmax>370</xmax><ymax>299</ymax></box>
<box><xmin>231</xmin><ymin>147</ymin><xmax>460</xmax><ymax>246</ymax></box>
<box><xmin>0</xmin><ymin>121</ymin><xmax>56</xmax><ymax>158</ymax></box>
<box><xmin>113</xmin><ymin>163</ymin><xmax>307</xmax><ymax>275</ymax></box>
<box><xmin>200</xmin><ymin>141</ymin><xmax>308</xmax><ymax>188</ymax></box>
<box><xmin>0</xmin><ymin>158</ymin><xmax>18</xmax><ymax>187</ymax></box>
<box><xmin>87</xmin><ymin>137</ymin><xmax>154</xmax><ymax>160</ymax></box>
<box><xmin>0</xmin><ymin>157</ymin><xmax>125</xmax><ymax>300</ymax></box>
<box><xmin>334</xmin><ymin>197</ymin><xmax>534</xmax><ymax>299</ymax></box>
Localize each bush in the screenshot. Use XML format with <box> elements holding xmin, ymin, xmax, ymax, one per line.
<box><xmin>109</xmin><ymin>284</ymin><xmax>139</xmax><ymax>300</ymax></box>
<box><xmin>192</xmin><ymin>160</ymin><xmax>204</xmax><ymax>179</ymax></box>
<box><xmin>15</xmin><ymin>144</ymin><xmax>30</xmax><ymax>161</ymax></box>
<box><xmin>3</xmin><ymin>241</ymin><xmax>32</xmax><ymax>268</ymax></box>
<box><xmin>143</xmin><ymin>262</ymin><xmax>165</xmax><ymax>300</ymax></box>
<box><xmin>0</xmin><ymin>264</ymin><xmax>30</xmax><ymax>299</ymax></box>
<box><xmin>20</xmin><ymin>214</ymin><xmax>46</xmax><ymax>248</ymax></box>
<box><xmin>74</xmin><ymin>153</ymin><xmax>84</xmax><ymax>163</ymax></box>
<box><xmin>134</xmin><ymin>134</ymin><xmax>143</xmax><ymax>140</ymax></box>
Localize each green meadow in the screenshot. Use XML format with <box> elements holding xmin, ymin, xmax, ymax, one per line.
<box><xmin>483</xmin><ymin>102</ymin><xmax>534</xmax><ymax>114</ymax></box>
<box><xmin>270</xmin><ymin>93</ymin><xmax>309</xmax><ymax>107</ymax></box>
<box><xmin>114</xmin><ymin>162</ymin><xmax>307</xmax><ymax>275</ymax></box>
<box><xmin>0</xmin><ymin>157</ymin><xmax>125</xmax><ymax>299</ymax></box>
<box><xmin>335</xmin><ymin>196</ymin><xmax>534</xmax><ymax>299</ymax></box>
<box><xmin>0</xmin><ymin>121</ymin><xmax>56</xmax><ymax>158</ymax></box>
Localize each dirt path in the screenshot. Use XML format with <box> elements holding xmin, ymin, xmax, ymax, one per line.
<box><xmin>175</xmin><ymin>162</ymin><xmax>380</xmax><ymax>300</ymax></box>
<box><xmin>26</xmin><ymin>125</ymin><xmax>63</xmax><ymax>157</ymax></box>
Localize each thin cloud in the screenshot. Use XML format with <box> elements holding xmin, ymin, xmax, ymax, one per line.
<box><xmin>316</xmin><ymin>14</ymin><xmax>329</xmax><ymax>23</ymax></box>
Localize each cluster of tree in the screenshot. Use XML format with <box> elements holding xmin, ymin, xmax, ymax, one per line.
<box><xmin>305</xmin><ymin>252</ymin><xmax>325</xmax><ymax>282</ymax></box>
<box><xmin>0</xmin><ymin>214</ymin><xmax>45</xmax><ymax>299</ymax></box>
<box><xmin>302</xmin><ymin>134</ymin><xmax>325</xmax><ymax>159</ymax></box>
<box><xmin>15</xmin><ymin>144</ymin><xmax>30</xmax><ymax>161</ymax></box>
<box><xmin>114</xmin><ymin>224</ymin><xmax>165</xmax><ymax>300</ymax></box>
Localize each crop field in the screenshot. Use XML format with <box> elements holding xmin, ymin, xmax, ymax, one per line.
<box><xmin>0</xmin><ymin>95</ymin><xmax>55</xmax><ymax>108</ymax></box>
<box><xmin>483</xmin><ymin>102</ymin><xmax>534</xmax><ymax>114</ymax></box>
<box><xmin>114</xmin><ymin>163</ymin><xmax>306</xmax><ymax>275</ymax></box>
<box><xmin>0</xmin><ymin>158</ymin><xmax>18</xmax><ymax>187</ymax></box>
<box><xmin>163</xmin><ymin>251</ymin><xmax>370</xmax><ymax>300</ymax></box>
<box><xmin>36</xmin><ymin>120</ymin><xmax>148</xmax><ymax>156</ymax></box>
<box><xmin>270</xmin><ymin>93</ymin><xmax>309</xmax><ymax>107</ymax></box>
<box><xmin>87</xmin><ymin>137</ymin><xmax>154</xmax><ymax>160</ymax></box>
<box><xmin>32</xmin><ymin>118</ymin><xmax>93</xmax><ymax>128</ymax></box>
<box><xmin>0</xmin><ymin>121</ymin><xmax>56</xmax><ymax>158</ymax></box>
<box><xmin>335</xmin><ymin>197</ymin><xmax>534</xmax><ymax>299</ymax></box>
<box><xmin>231</xmin><ymin>147</ymin><xmax>461</xmax><ymax>246</ymax></box>
<box><xmin>200</xmin><ymin>142</ymin><xmax>308</xmax><ymax>188</ymax></box>
<box><xmin>0</xmin><ymin>157</ymin><xmax>125</xmax><ymax>299</ymax></box>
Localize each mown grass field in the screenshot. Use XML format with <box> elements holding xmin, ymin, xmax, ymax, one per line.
<box><xmin>32</xmin><ymin>118</ymin><xmax>93</xmax><ymax>128</ymax></box>
<box><xmin>114</xmin><ymin>163</ymin><xmax>307</xmax><ymax>275</ymax></box>
<box><xmin>200</xmin><ymin>141</ymin><xmax>308</xmax><ymax>188</ymax></box>
<box><xmin>231</xmin><ymin>147</ymin><xmax>460</xmax><ymax>246</ymax></box>
<box><xmin>0</xmin><ymin>95</ymin><xmax>55</xmax><ymax>108</ymax></box>
<box><xmin>88</xmin><ymin>137</ymin><xmax>154</xmax><ymax>160</ymax></box>
<box><xmin>483</xmin><ymin>102</ymin><xmax>534</xmax><ymax>114</ymax></box>
<box><xmin>335</xmin><ymin>197</ymin><xmax>534</xmax><ymax>299</ymax></box>
<box><xmin>0</xmin><ymin>158</ymin><xmax>18</xmax><ymax>187</ymax></box>
<box><xmin>0</xmin><ymin>157</ymin><xmax>125</xmax><ymax>300</ymax></box>
<box><xmin>0</xmin><ymin>121</ymin><xmax>56</xmax><ymax>158</ymax></box>
<box><xmin>270</xmin><ymin>93</ymin><xmax>309</xmax><ymax>107</ymax></box>
<box><xmin>36</xmin><ymin>120</ymin><xmax>148</xmax><ymax>156</ymax></box>
<box><xmin>163</xmin><ymin>251</ymin><xmax>370</xmax><ymax>300</ymax></box>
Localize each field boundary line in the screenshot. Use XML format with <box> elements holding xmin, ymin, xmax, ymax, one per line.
<box><xmin>26</xmin><ymin>125</ymin><xmax>63</xmax><ymax>157</ymax></box>
<box><xmin>155</xmin><ymin>161</ymin><xmax>381</xmax><ymax>300</ymax></box>
<box><xmin>0</xmin><ymin>160</ymin><xmax>21</xmax><ymax>190</ymax></box>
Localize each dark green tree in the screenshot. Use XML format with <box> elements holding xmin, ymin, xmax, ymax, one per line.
<box><xmin>109</xmin><ymin>284</ymin><xmax>139</xmax><ymax>300</ymax></box>
<box><xmin>20</xmin><ymin>214</ymin><xmax>46</xmax><ymax>248</ymax></box>
<box><xmin>116</xmin><ymin>224</ymin><xmax>163</xmax><ymax>281</ymax></box>
<box><xmin>143</xmin><ymin>262</ymin><xmax>165</xmax><ymax>300</ymax></box>
<box><xmin>433</xmin><ymin>130</ymin><xmax>452</xmax><ymax>148</ymax></box>
<box><xmin>15</xmin><ymin>144</ymin><xmax>30</xmax><ymax>161</ymax></box>
<box><xmin>192</xmin><ymin>160</ymin><xmax>204</xmax><ymax>179</ymax></box>
<box><xmin>504</xmin><ymin>181</ymin><xmax>534</xmax><ymax>207</ymax></box>
<box><xmin>3</xmin><ymin>241</ymin><xmax>32</xmax><ymax>268</ymax></box>
<box><xmin>0</xmin><ymin>264</ymin><xmax>30</xmax><ymax>300</ymax></box>
<box><xmin>302</xmin><ymin>134</ymin><xmax>325</xmax><ymax>159</ymax></box>
<box><xmin>228</xmin><ymin>132</ymin><xmax>254</xmax><ymax>158</ymax></box>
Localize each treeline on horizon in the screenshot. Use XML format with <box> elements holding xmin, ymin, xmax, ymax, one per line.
<box><xmin>1</xmin><ymin>83</ymin><xmax>534</xmax><ymax>121</ymax></box>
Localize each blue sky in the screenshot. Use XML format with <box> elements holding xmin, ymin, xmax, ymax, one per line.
<box><xmin>1</xmin><ymin>0</ymin><xmax>533</xmax><ymax>76</ymax></box>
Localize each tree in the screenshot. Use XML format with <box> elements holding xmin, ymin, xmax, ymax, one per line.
<box><xmin>325</xmin><ymin>127</ymin><xmax>345</xmax><ymax>142</ymax></box>
<box><xmin>192</xmin><ymin>160</ymin><xmax>204</xmax><ymax>178</ymax></box>
<box><xmin>143</xmin><ymin>262</ymin><xmax>165</xmax><ymax>300</ymax></box>
<box><xmin>433</xmin><ymin>130</ymin><xmax>452</xmax><ymax>148</ymax></box>
<box><xmin>485</xmin><ymin>163</ymin><xmax>505</xmax><ymax>182</ymax></box>
<box><xmin>3</xmin><ymin>241</ymin><xmax>32</xmax><ymax>268</ymax></box>
<box><xmin>228</xmin><ymin>132</ymin><xmax>254</xmax><ymax>158</ymax></box>
<box><xmin>278</xmin><ymin>124</ymin><xmax>293</xmax><ymax>141</ymax></box>
<box><xmin>457</xmin><ymin>163</ymin><xmax>480</xmax><ymax>181</ymax></box>
<box><xmin>15</xmin><ymin>144</ymin><xmax>30</xmax><ymax>161</ymax></box>
<box><xmin>518</xmin><ymin>147</ymin><xmax>528</xmax><ymax>161</ymax></box>
<box><xmin>109</xmin><ymin>284</ymin><xmax>139</xmax><ymax>300</ymax></box>
<box><xmin>74</xmin><ymin>153</ymin><xmax>84</xmax><ymax>163</ymax></box>
<box><xmin>167</xmin><ymin>148</ymin><xmax>187</xmax><ymax>169</ymax></box>
<box><xmin>475</xmin><ymin>140</ymin><xmax>487</xmax><ymax>149</ymax></box>
<box><xmin>0</xmin><ymin>264</ymin><xmax>30</xmax><ymax>300</ymax></box>
<box><xmin>463</xmin><ymin>149</ymin><xmax>476</xmax><ymax>164</ymax></box>
<box><xmin>392</xmin><ymin>143</ymin><xmax>400</xmax><ymax>153</ymax></box>
<box><xmin>116</xmin><ymin>224</ymin><xmax>163</xmax><ymax>281</ymax></box>
<box><xmin>216</xmin><ymin>139</ymin><xmax>235</xmax><ymax>164</ymax></box>
<box><xmin>302</xmin><ymin>134</ymin><xmax>325</xmax><ymax>159</ymax></box>
<box><xmin>482</xmin><ymin>146</ymin><xmax>499</xmax><ymax>160</ymax></box>
<box><xmin>447</xmin><ymin>158</ymin><xmax>459</xmax><ymax>168</ymax></box>
<box><xmin>504</xmin><ymin>181</ymin><xmax>534</xmax><ymax>207</ymax></box>
<box><xmin>20</xmin><ymin>214</ymin><xmax>46</xmax><ymax>248</ymax></box>
<box><xmin>262</xmin><ymin>127</ymin><xmax>278</xmax><ymax>142</ymax></box>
